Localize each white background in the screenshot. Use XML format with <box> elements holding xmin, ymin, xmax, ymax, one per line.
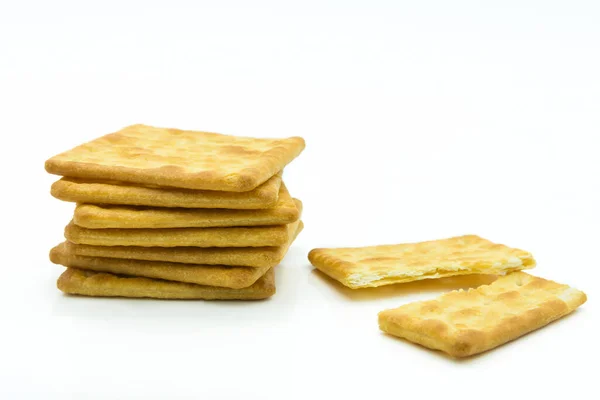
<box><xmin>1</xmin><ymin>1</ymin><xmax>599</xmax><ymax>399</ymax></box>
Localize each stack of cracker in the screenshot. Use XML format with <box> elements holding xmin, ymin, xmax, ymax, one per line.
<box><xmin>46</xmin><ymin>124</ymin><xmax>305</xmax><ymax>300</ymax></box>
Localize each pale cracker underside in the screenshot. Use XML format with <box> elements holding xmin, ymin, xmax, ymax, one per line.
<box><xmin>45</xmin><ymin>124</ymin><xmax>305</xmax><ymax>191</ymax></box>
<box><xmin>308</xmin><ymin>235</ymin><xmax>536</xmax><ymax>289</ymax></box>
<box><xmin>51</xmin><ymin>172</ymin><xmax>283</xmax><ymax>209</ymax></box>
<box><xmin>57</xmin><ymin>267</ymin><xmax>275</xmax><ymax>300</ymax></box>
<box><xmin>52</xmin><ymin>221</ymin><xmax>303</xmax><ymax>288</ymax></box>
<box><xmin>73</xmin><ymin>183</ymin><xmax>298</xmax><ymax>229</ymax></box>
<box><xmin>378</xmin><ymin>272</ymin><xmax>586</xmax><ymax>357</ymax></box>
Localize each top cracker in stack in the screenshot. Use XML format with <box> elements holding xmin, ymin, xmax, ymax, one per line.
<box><xmin>46</xmin><ymin>124</ymin><xmax>305</xmax><ymax>207</ymax></box>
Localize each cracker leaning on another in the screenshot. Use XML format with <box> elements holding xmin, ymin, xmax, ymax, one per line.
<box><xmin>309</xmin><ymin>235</ymin><xmax>586</xmax><ymax>357</ymax></box>
<box><xmin>308</xmin><ymin>235</ymin><xmax>535</xmax><ymax>289</ymax></box>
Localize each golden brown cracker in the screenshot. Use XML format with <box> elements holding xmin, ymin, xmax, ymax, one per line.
<box><xmin>57</xmin><ymin>267</ymin><xmax>275</xmax><ymax>300</ymax></box>
<box><xmin>52</xmin><ymin>221</ymin><xmax>303</xmax><ymax>288</ymax></box>
<box><xmin>73</xmin><ymin>183</ymin><xmax>298</xmax><ymax>229</ymax></box>
<box><xmin>64</xmin><ymin>237</ymin><xmax>292</xmax><ymax>268</ymax></box>
<box><xmin>308</xmin><ymin>235</ymin><xmax>535</xmax><ymax>289</ymax></box>
<box><xmin>45</xmin><ymin>124</ymin><xmax>305</xmax><ymax>191</ymax></box>
<box><xmin>51</xmin><ymin>172</ymin><xmax>282</xmax><ymax>209</ymax></box>
<box><xmin>378</xmin><ymin>272</ymin><xmax>586</xmax><ymax>357</ymax></box>
<box><xmin>65</xmin><ymin>221</ymin><xmax>288</xmax><ymax>247</ymax></box>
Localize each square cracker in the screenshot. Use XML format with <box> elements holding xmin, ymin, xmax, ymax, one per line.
<box><xmin>51</xmin><ymin>221</ymin><xmax>303</xmax><ymax>288</ymax></box>
<box><xmin>308</xmin><ymin>235</ymin><xmax>535</xmax><ymax>289</ymax></box>
<box><xmin>57</xmin><ymin>267</ymin><xmax>275</xmax><ymax>300</ymax></box>
<box><xmin>51</xmin><ymin>172</ymin><xmax>282</xmax><ymax>209</ymax></box>
<box><xmin>65</xmin><ymin>220</ymin><xmax>290</xmax><ymax>248</ymax></box>
<box><xmin>64</xmin><ymin>233</ymin><xmax>295</xmax><ymax>268</ymax></box>
<box><xmin>45</xmin><ymin>124</ymin><xmax>305</xmax><ymax>191</ymax></box>
<box><xmin>378</xmin><ymin>272</ymin><xmax>587</xmax><ymax>357</ymax></box>
<box><xmin>73</xmin><ymin>183</ymin><xmax>298</xmax><ymax>229</ymax></box>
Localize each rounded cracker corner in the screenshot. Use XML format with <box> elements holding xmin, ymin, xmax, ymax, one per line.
<box><xmin>56</xmin><ymin>268</ymin><xmax>75</xmax><ymax>292</ymax></box>
<box><xmin>289</xmin><ymin>136</ymin><xmax>306</xmax><ymax>149</ymax></box>
<box><xmin>307</xmin><ymin>248</ymin><xmax>324</xmax><ymax>262</ymax></box>
<box><xmin>48</xmin><ymin>244</ymin><xmax>64</xmax><ymax>264</ymax></box>
<box><xmin>50</xmin><ymin>179</ymin><xmax>66</xmax><ymax>197</ymax></box>
<box><xmin>226</xmin><ymin>171</ymin><xmax>260</xmax><ymax>192</ymax></box>
<box><xmin>44</xmin><ymin>158</ymin><xmax>59</xmax><ymax>174</ymax></box>
<box><xmin>72</xmin><ymin>205</ymin><xmax>94</xmax><ymax>226</ymax></box>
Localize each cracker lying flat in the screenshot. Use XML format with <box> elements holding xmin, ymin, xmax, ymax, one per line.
<box><xmin>51</xmin><ymin>172</ymin><xmax>282</xmax><ymax>209</ymax></box>
<box><xmin>57</xmin><ymin>268</ymin><xmax>275</xmax><ymax>300</ymax></box>
<box><xmin>73</xmin><ymin>183</ymin><xmax>298</xmax><ymax>229</ymax></box>
<box><xmin>65</xmin><ymin>221</ymin><xmax>289</xmax><ymax>247</ymax></box>
<box><xmin>51</xmin><ymin>221</ymin><xmax>303</xmax><ymax>288</ymax></box>
<box><xmin>378</xmin><ymin>272</ymin><xmax>586</xmax><ymax>357</ymax></box>
<box><xmin>308</xmin><ymin>235</ymin><xmax>535</xmax><ymax>289</ymax></box>
<box><xmin>45</xmin><ymin>124</ymin><xmax>305</xmax><ymax>191</ymax></box>
<box><xmin>65</xmin><ymin>237</ymin><xmax>292</xmax><ymax>268</ymax></box>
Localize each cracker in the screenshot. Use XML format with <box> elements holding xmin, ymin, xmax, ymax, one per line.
<box><xmin>65</xmin><ymin>221</ymin><xmax>288</xmax><ymax>247</ymax></box>
<box><xmin>64</xmin><ymin>236</ymin><xmax>292</xmax><ymax>267</ymax></box>
<box><xmin>73</xmin><ymin>183</ymin><xmax>298</xmax><ymax>229</ymax></box>
<box><xmin>51</xmin><ymin>221</ymin><xmax>303</xmax><ymax>288</ymax></box>
<box><xmin>45</xmin><ymin>124</ymin><xmax>305</xmax><ymax>191</ymax></box>
<box><xmin>378</xmin><ymin>272</ymin><xmax>586</xmax><ymax>357</ymax></box>
<box><xmin>51</xmin><ymin>172</ymin><xmax>282</xmax><ymax>209</ymax></box>
<box><xmin>308</xmin><ymin>235</ymin><xmax>535</xmax><ymax>289</ymax></box>
<box><xmin>56</xmin><ymin>267</ymin><xmax>275</xmax><ymax>300</ymax></box>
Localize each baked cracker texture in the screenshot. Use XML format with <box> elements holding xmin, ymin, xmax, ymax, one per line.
<box><xmin>308</xmin><ymin>235</ymin><xmax>535</xmax><ymax>289</ymax></box>
<box><xmin>50</xmin><ymin>172</ymin><xmax>283</xmax><ymax>209</ymax></box>
<box><xmin>57</xmin><ymin>268</ymin><xmax>275</xmax><ymax>300</ymax></box>
<box><xmin>73</xmin><ymin>183</ymin><xmax>298</xmax><ymax>229</ymax></box>
<box><xmin>65</xmin><ymin>221</ymin><xmax>288</xmax><ymax>247</ymax></box>
<box><xmin>51</xmin><ymin>221</ymin><xmax>303</xmax><ymax>288</ymax></box>
<box><xmin>45</xmin><ymin>124</ymin><xmax>305</xmax><ymax>191</ymax></box>
<box><xmin>378</xmin><ymin>272</ymin><xmax>586</xmax><ymax>357</ymax></box>
<box><xmin>64</xmin><ymin>238</ymin><xmax>293</xmax><ymax>268</ymax></box>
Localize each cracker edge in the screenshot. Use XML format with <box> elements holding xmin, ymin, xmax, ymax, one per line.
<box><xmin>56</xmin><ymin>267</ymin><xmax>276</xmax><ymax>300</ymax></box>
<box><xmin>50</xmin><ymin>172</ymin><xmax>283</xmax><ymax>209</ymax></box>
<box><xmin>377</xmin><ymin>272</ymin><xmax>587</xmax><ymax>357</ymax></box>
<box><xmin>72</xmin><ymin>181</ymin><xmax>299</xmax><ymax>229</ymax></box>
<box><xmin>51</xmin><ymin>220</ymin><xmax>304</xmax><ymax>289</ymax></box>
<box><xmin>307</xmin><ymin>239</ymin><xmax>536</xmax><ymax>289</ymax></box>
<box><xmin>45</xmin><ymin>126</ymin><xmax>305</xmax><ymax>191</ymax></box>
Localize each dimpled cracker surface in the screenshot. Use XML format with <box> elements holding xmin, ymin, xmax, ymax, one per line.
<box><xmin>57</xmin><ymin>267</ymin><xmax>275</xmax><ymax>300</ymax></box>
<box><xmin>51</xmin><ymin>221</ymin><xmax>303</xmax><ymax>288</ymax></box>
<box><xmin>65</xmin><ymin>221</ymin><xmax>289</xmax><ymax>247</ymax></box>
<box><xmin>50</xmin><ymin>172</ymin><xmax>282</xmax><ymax>209</ymax></box>
<box><xmin>378</xmin><ymin>272</ymin><xmax>587</xmax><ymax>358</ymax></box>
<box><xmin>308</xmin><ymin>235</ymin><xmax>535</xmax><ymax>289</ymax></box>
<box><xmin>45</xmin><ymin>124</ymin><xmax>305</xmax><ymax>191</ymax></box>
<box><xmin>73</xmin><ymin>183</ymin><xmax>298</xmax><ymax>229</ymax></box>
